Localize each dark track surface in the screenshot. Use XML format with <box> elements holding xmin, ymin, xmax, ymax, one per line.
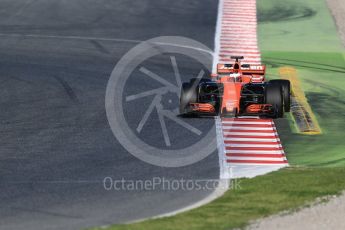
<box><xmin>0</xmin><ymin>1</ymin><xmax>219</xmax><ymax>230</ymax></box>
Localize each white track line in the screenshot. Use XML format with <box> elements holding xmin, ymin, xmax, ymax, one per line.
<box><xmin>226</xmin><ymin>144</ymin><xmax>282</xmax><ymax>148</ymax></box>
<box><xmin>224</xmin><ymin>138</ymin><xmax>279</xmax><ymax>142</ymax></box>
<box><xmin>228</xmin><ymin>157</ymin><xmax>287</xmax><ymax>161</ymax></box>
<box><xmin>223</xmin><ymin>132</ymin><xmax>278</xmax><ymax>136</ymax></box>
<box><xmin>222</xmin><ymin>127</ymin><xmax>276</xmax><ymax>131</ymax></box>
<box><xmin>222</xmin><ymin>121</ymin><xmax>273</xmax><ymax>125</ymax></box>
<box><xmin>226</xmin><ymin>150</ymin><xmax>285</xmax><ymax>154</ymax></box>
<box><xmin>132</xmin><ymin>0</ymin><xmax>231</xmax><ymax>222</ymax></box>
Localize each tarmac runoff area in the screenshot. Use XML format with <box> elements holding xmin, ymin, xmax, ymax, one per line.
<box><xmin>248</xmin><ymin>192</ymin><xmax>345</xmax><ymax>230</ymax></box>
<box><xmin>327</xmin><ymin>0</ymin><xmax>345</xmax><ymax>47</ymax></box>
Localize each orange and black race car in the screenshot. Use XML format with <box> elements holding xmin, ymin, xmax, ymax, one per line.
<box><xmin>179</xmin><ymin>56</ymin><xmax>291</xmax><ymax>118</ymax></box>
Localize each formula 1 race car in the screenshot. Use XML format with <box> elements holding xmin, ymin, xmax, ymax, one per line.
<box><xmin>179</xmin><ymin>56</ymin><xmax>291</xmax><ymax>118</ymax></box>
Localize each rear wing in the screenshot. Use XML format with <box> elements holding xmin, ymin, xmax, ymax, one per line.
<box><xmin>217</xmin><ymin>64</ymin><xmax>266</xmax><ymax>75</ymax></box>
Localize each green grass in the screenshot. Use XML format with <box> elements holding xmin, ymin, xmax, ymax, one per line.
<box><xmin>263</xmin><ymin>51</ymin><xmax>345</xmax><ymax>167</ymax></box>
<box><xmin>93</xmin><ymin>0</ymin><xmax>345</xmax><ymax>229</ymax></box>
<box><xmin>258</xmin><ymin>0</ymin><xmax>344</xmax><ymax>52</ymax></box>
<box><xmin>92</xmin><ymin>167</ymin><xmax>345</xmax><ymax>230</ymax></box>
<box><xmin>258</xmin><ymin>0</ymin><xmax>345</xmax><ymax>167</ymax></box>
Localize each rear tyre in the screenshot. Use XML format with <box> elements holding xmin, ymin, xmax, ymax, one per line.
<box><xmin>269</xmin><ymin>80</ymin><xmax>291</xmax><ymax>112</ymax></box>
<box><xmin>265</xmin><ymin>83</ymin><xmax>284</xmax><ymax>118</ymax></box>
<box><xmin>179</xmin><ymin>82</ymin><xmax>198</xmax><ymax>115</ymax></box>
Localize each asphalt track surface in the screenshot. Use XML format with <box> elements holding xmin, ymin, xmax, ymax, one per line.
<box><xmin>0</xmin><ymin>1</ymin><xmax>219</xmax><ymax>229</ymax></box>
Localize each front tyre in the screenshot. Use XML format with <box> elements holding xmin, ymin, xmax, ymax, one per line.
<box><xmin>269</xmin><ymin>79</ymin><xmax>291</xmax><ymax>112</ymax></box>
<box><xmin>265</xmin><ymin>83</ymin><xmax>284</xmax><ymax>118</ymax></box>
